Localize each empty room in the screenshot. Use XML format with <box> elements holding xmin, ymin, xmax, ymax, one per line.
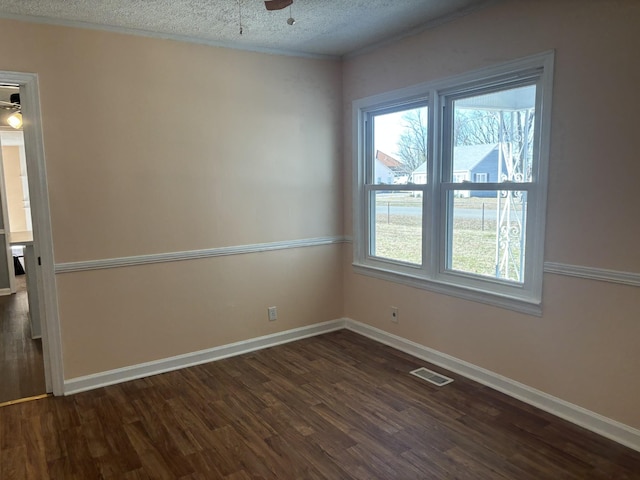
<box><xmin>0</xmin><ymin>0</ymin><xmax>639</xmax><ymax>478</ymax></box>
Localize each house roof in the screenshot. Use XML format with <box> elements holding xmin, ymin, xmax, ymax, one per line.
<box><xmin>411</xmin><ymin>143</ymin><xmax>498</xmax><ymax>175</ymax></box>
<box><xmin>452</xmin><ymin>143</ymin><xmax>498</xmax><ymax>171</ymax></box>
<box><xmin>376</xmin><ymin>150</ymin><xmax>403</xmax><ymax>169</ymax></box>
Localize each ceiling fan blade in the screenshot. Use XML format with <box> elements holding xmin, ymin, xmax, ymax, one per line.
<box><xmin>264</xmin><ymin>0</ymin><xmax>292</xmax><ymax>11</ymax></box>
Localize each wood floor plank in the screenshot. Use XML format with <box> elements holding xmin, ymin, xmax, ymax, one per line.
<box><xmin>0</xmin><ymin>275</ymin><xmax>46</xmax><ymax>404</ymax></box>
<box><xmin>2</xmin><ymin>330</ymin><xmax>640</xmax><ymax>479</ymax></box>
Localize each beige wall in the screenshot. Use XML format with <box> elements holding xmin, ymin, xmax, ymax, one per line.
<box><xmin>0</xmin><ymin>19</ymin><xmax>344</xmax><ymax>378</ymax></box>
<box><xmin>1</xmin><ymin>145</ymin><xmax>28</xmax><ymax>233</ymax></box>
<box><xmin>57</xmin><ymin>245</ymin><xmax>342</xmax><ymax>377</ymax></box>
<box><xmin>343</xmin><ymin>1</ymin><xmax>640</xmax><ymax>428</ymax></box>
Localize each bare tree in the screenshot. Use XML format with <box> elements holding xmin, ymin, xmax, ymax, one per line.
<box><xmin>455</xmin><ymin>109</ymin><xmax>534</xmax><ymax>148</ymax></box>
<box><xmin>396</xmin><ymin>108</ymin><xmax>428</xmax><ymax>174</ymax></box>
<box><xmin>454</xmin><ymin>110</ymin><xmax>500</xmax><ymax>146</ymax></box>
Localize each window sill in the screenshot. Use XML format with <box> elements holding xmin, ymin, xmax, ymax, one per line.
<box><xmin>352</xmin><ymin>262</ymin><xmax>542</xmax><ymax>316</ymax></box>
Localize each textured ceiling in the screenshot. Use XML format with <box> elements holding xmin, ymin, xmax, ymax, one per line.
<box><xmin>0</xmin><ymin>0</ymin><xmax>495</xmax><ymax>57</ymax></box>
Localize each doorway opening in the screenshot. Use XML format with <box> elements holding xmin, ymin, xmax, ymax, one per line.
<box><xmin>0</xmin><ymin>84</ymin><xmax>46</xmax><ymax>404</ymax></box>
<box><xmin>0</xmin><ymin>72</ymin><xmax>63</xmax><ymax>402</ymax></box>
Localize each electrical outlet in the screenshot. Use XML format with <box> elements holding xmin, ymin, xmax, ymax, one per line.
<box><xmin>267</xmin><ymin>306</ymin><xmax>278</xmax><ymax>321</ymax></box>
<box><xmin>391</xmin><ymin>306</ymin><xmax>399</xmax><ymax>323</ymax></box>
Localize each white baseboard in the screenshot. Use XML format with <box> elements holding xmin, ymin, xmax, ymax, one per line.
<box><xmin>64</xmin><ymin>319</ymin><xmax>346</xmax><ymax>395</ymax></box>
<box><xmin>63</xmin><ymin>316</ymin><xmax>640</xmax><ymax>453</ymax></box>
<box><xmin>344</xmin><ymin>318</ymin><xmax>640</xmax><ymax>453</ymax></box>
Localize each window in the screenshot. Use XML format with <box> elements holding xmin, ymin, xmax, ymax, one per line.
<box><xmin>474</xmin><ymin>173</ymin><xmax>488</xmax><ymax>182</ymax></box>
<box><xmin>353</xmin><ymin>52</ymin><xmax>554</xmax><ymax>315</ymax></box>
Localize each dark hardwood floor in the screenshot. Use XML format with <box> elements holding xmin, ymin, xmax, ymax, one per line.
<box><xmin>1</xmin><ymin>330</ymin><xmax>639</xmax><ymax>479</ymax></box>
<box><xmin>0</xmin><ymin>273</ymin><xmax>46</xmax><ymax>404</ymax></box>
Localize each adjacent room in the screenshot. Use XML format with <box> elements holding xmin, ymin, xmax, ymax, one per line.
<box><xmin>0</xmin><ymin>88</ymin><xmax>46</xmax><ymax>405</ymax></box>
<box><xmin>0</xmin><ymin>0</ymin><xmax>638</xmax><ymax>478</ymax></box>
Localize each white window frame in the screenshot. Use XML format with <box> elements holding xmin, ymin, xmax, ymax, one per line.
<box><xmin>352</xmin><ymin>52</ymin><xmax>554</xmax><ymax>316</ymax></box>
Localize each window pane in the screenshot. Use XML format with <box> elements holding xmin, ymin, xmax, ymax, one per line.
<box><xmin>447</xmin><ymin>190</ymin><xmax>527</xmax><ymax>283</ymax></box>
<box><xmin>372</xmin><ymin>106</ymin><xmax>428</xmax><ymax>185</ymax></box>
<box><xmin>371</xmin><ymin>191</ymin><xmax>422</xmax><ymax>265</ymax></box>
<box><xmin>452</xmin><ymin>84</ymin><xmax>536</xmax><ymax>183</ymax></box>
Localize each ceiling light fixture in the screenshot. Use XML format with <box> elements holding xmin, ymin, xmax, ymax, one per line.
<box><xmin>7</xmin><ymin>112</ymin><xmax>22</xmax><ymax>129</ymax></box>
<box><xmin>2</xmin><ymin>92</ymin><xmax>22</xmax><ymax>129</ymax></box>
<box><xmin>287</xmin><ymin>5</ymin><xmax>295</xmax><ymax>25</ymax></box>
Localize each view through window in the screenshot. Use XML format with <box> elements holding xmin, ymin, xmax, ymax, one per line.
<box><xmin>355</xmin><ymin>53</ymin><xmax>554</xmax><ymax>312</ymax></box>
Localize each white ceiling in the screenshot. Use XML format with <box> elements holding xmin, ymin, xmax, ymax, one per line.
<box><xmin>0</xmin><ymin>0</ymin><xmax>496</xmax><ymax>57</ymax></box>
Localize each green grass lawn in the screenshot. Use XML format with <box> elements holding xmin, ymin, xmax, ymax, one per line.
<box><xmin>374</xmin><ymin>214</ymin><xmax>521</xmax><ymax>280</ymax></box>
<box><xmin>373</xmin><ymin>192</ymin><xmax>523</xmax><ymax>281</ymax></box>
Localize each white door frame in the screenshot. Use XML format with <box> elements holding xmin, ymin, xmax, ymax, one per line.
<box><xmin>1</xmin><ymin>70</ymin><xmax>64</xmax><ymax>395</ymax></box>
<box><xmin>0</xmin><ymin>134</ymin><xmax>17</xmax><ymax>296</ymax></box>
